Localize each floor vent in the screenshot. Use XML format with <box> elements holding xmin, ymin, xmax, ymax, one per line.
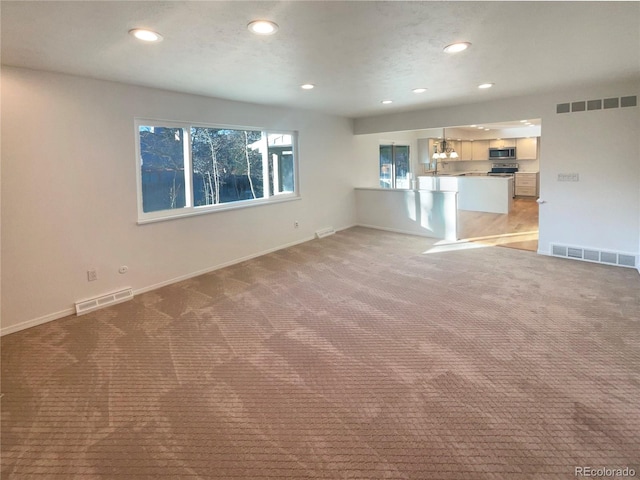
<box><xmin>75</xmin><ymin>288</ymin><xmax>134</xmax><ymax>315</ymax></box>
<box><xmin>550</xmin><ymin>245</ymin><xmax>637</xmax><ymax>269</ymax></box>
<box><xmin>315</xmin><ymin>227</ymin><xmax>336</xmax><ymax>239</ymax></box>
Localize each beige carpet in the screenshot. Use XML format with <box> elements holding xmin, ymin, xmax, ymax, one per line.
<box><xmin>2</xmin><ymin>227</ymin><xmax>639</xmax><ymax>479</ymax></box>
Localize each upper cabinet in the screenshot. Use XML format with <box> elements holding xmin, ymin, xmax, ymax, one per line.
<box><xmin>489</xmin><ymin>138</ymin><xmax>517</xmax><ymax>148</ymax></box>
<box><xmin>516</xmin><ymin>137</ymin><xmax>538</xmax><ymax>160</ymax></box>
<box><xmin>472</xmin><ymin>140</ymin><xmax>490</xmax><ymax>161</ymax></box>
<box><xmin>419</xmin><ymin>136</ymin><xmax>539</xmax><ymax>163</ymax></box>
<box><xmin>460</xmin><ymin>141</ymin><xmax>473</xmax><ymax>161</ymax></box>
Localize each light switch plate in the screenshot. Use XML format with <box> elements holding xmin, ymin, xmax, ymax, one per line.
<box><xmin>558</xmin><ymin>173</ymin><xmax>579</xmax><ymax>182</ymax></box>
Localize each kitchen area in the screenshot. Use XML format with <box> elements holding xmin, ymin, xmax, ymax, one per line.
<box><xmin>354</xmin><ymin>120</ymin><xmax>541</xmax><ymax>249</ymax></box>
<box><xmin>416</xmin><ymin>122</ymin><xmax>541</xmax><ymax>214</ymax></box>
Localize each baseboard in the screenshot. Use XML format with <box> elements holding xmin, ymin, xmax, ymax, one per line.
<box><xmin>134</xmin><ymin>235</ymin><xmax>317</xmax><ymax>296</ymax></box>
<box><xmin>0</xmin><ymin>224</ymin><xmax>396</xmax><ymax>337</ymax></box>
<box><xmin>355</xmin><ymin>223</ymin><xmax>441</xmax><ymax>239</ymax></box>
<box><xmin>0</xmin><ymin>307</ymin><xmax>76</xmax><ymax>337</ymax></box>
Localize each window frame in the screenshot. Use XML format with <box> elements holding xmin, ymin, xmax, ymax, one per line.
<box><xmin>135</xmin><ymin>118</ymin><xmax>300</xmax><ymax>224</ymax></box>
<box><xmin>379</xmin><ymin>143</ymin><xmax>411</xmax><ymax>189</ymax></box>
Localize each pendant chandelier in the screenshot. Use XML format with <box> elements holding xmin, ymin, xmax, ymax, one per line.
<box><xmin>432</xmin><ymin>129</ymin><xmax>459</xmax><ymax>160</ymax></box>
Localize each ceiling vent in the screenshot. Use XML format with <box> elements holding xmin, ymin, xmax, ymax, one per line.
<box><xmin>550</xmin><ymin>244</ymin><xmax>637</xmax><ymax>269</ymax></box>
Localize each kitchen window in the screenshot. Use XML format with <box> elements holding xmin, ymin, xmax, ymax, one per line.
<box><xmin>379</xmin><ymin>144</ymin><xmax>410</xmax><ymax>188</ymax></box>
<box><xmin>136</xmin><ymin>120</ymin><xmax>298</xmax><ymax>223</ymax></box>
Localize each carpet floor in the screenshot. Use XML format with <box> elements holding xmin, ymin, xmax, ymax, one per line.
<box><xmin>2</xmin><ymin>227</ymin><xmax>639</xmax><ymax>479</ymax></box>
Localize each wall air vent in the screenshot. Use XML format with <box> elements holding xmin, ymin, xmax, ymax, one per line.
<box><xmin>75</xmin><ymin>288</ymin><xmax>133</xmax><ymax>315</ymax></box>
<box><xmin>583</xmin><ymin>249</ymin><xmax>599</xmax><ymax>262</ymax></box>
<box><xmin>315</xmin><ymin>227</ymin><xmax>336</xmax><ymax>239</ymax></box>
<box><xmin>618</xmin><ymin>254</ymin><xmax>636</xmax><ymax>267</ymax></box>
<box><xmin>557</xmin><ymin>95</ymin><xmax>637</xmax><ymax>114</ymax></box>
<box><xmin>550</xmin><ymin>245</ymin><xmax>637</xmax><ymax>269</ymax></box>
<box><xmin>567</xmin><ymin>247</ymin><xmax>583</xmax><ymax>259</ymax></box>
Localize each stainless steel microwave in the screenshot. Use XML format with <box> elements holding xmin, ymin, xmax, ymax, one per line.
<box><xmin>489</xmin><ymin>147</ymin><xmax>516</xmax><ymax>159</ymax></box>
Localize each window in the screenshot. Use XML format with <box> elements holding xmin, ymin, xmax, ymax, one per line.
<box><xmin>379</xmin><ymin>144</ymin><xmax>410</xmax><ymax>188</ymax></box>
<box><xmin>136</xmin><ymin>120</ymin><xmax>298</xmax><ymax>223</ymax></box>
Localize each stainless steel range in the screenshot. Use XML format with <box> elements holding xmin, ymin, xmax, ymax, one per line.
<box><xmin>487</xmin><ymin>163</ymin><xmax>519</xmax><ymax>176</ymax></box>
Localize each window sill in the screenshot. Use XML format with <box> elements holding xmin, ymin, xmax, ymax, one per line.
<box><xmin>137</xmin><ymin>194</ymin><xmax>301</xmax><ymax>225</ymax></box>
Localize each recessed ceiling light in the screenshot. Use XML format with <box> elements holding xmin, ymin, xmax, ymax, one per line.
<box><xmin>381</xmin><ymin>100</ymin><xmax>393</xmax><ymax>104</ymax></box>
<box><xmin>300</xmin><ymin>84</ymin><xmax>315</xmax><ymax>90</ymax></box>
<box><xmin>443</xmin><ymin>42</ymin><xmax>471</xmax><ymax>54</ymax></box>
<box><xmin>520</xmin><ymin>120</ymin><xmax>528</xmax><ymax>123</ymax></box>
<box><xmin>477</xmin><ymin>126</ymin><xmax>484</xmax><ymax>129</ymax></box>
<box><xmin>129</xmin><ymin>28</ymin><xmax>163</xmax><ymax>42</ymax></box>
<box><xmin>484</xmin><ymin>128</ymin><xmax>490</xmax><ymax>131</ymax></box>
<box><xmin>248</xmin><ymin>20</ymin><xmax>279</xmax><ymax>35</ymax></box>
<box><xmin>478</xmin><ymin>83</ymin><xmax>494</xmax><ymax>89</ymax></box>
<box><xmin>412</xmin><ymin>88</ymin><xmax>427</xmax><ymax>94</ymax></box>
<box><xmin>470</xmin><ymin>124</ymin><xmax>477</xmax><ymax>127</ymax></box>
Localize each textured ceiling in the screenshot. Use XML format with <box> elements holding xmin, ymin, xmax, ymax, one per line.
<box><xmin>2</xmin><ymin>1</ymin><xmax>639</xmax><ymax>118</ymax></box>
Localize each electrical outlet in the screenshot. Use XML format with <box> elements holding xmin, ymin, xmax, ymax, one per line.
<box><xmin>294</xmin><ymin>221</ymin><xmax>299</xmax><ymax>229</ymax></box>
<box><xmin>87</xmin><ymin>269</ymin><xmax>97</xmax><ymax>282</ymax></box>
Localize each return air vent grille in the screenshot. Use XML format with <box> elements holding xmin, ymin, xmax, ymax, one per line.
<box><xmin>618</xmin><ymin>254</ymin><xmax>636</xmax><ymax>267</ymax></box>
<box><xmin>557</xmin><ymin>95</ymin><xmax>637</xmax><ymax>114</ymax></box>
<box><xmin>583</xmin><ymin>249</ymin><xmax>599</xmax><ymax>262</ymax></box>
<box><xmin>550</xmin><ymin>245</ymin><xmax>637</xmax><ymax>269</ymax></box>
<box><xmin>315</xmin><ymin>226</ymin><xmax>336</xmax><ymax>239</ymax></box>
<box><xmin>567</xmin><ymin>247</ymin><xmax>583</xmax><ymax>259</ymax></box>
<box><xmin>75</xmin><ymin>288</ymin><xmax>133</xmax><ymax>315</ymax></box>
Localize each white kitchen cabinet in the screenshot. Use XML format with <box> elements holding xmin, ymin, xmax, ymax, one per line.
<box><xmin>516</xmin><ymin>137</ymin><xmax>538</xmax><ymax>160</ymax></box>
<box><xmin>471</xmin><ymin>140</ymin><xmax>490</xmax><ymax>161</ymax></box>
<box><xmin>515</xmin><ymin>172</ymin><xmax>539</xmax><ymax>196</ymax></box>
<box><xmin>489</xmin><ymin>138</ymin><xmax>516</xmax><ymax>148</ymax></box>
<box><xmin>460</xmin><ymin>141</ymin><xmax>473</xmax><ymax>161</ymax></box>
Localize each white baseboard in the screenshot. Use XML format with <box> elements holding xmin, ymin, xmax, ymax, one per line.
<box><xmin>134</xmin><ymin>235</ymin><xmax>316</xmax><ymax>296</ymax></box>
<box><xmin>355</xmin><ymin>223</ymin><xmax>442</xmax><ymax>239</ymax></box>
<box><xmin>1</xmin><ymin>235</ymin><xmax>318</xmax><ymax>337</ymax></box>
<box><xmin>1</xmin><ymin>307</ymin><xmax>76</xmax><ymax>337</ymax></box>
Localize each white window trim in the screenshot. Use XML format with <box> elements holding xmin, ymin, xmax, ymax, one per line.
<box><xmin>135</xmin><ymin>118</ymin><xmax>300</xmax><ymax>225</ymax></box>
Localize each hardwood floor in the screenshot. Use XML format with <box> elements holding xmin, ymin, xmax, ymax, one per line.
<box><xmin>457</xmin><ymin>197</ymin><xmax>539</xmax><ymax>252</ymax></box>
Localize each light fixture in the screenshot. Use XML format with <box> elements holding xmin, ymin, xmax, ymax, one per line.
<box><xmin>478</xmin><ymin>83</ymin><xmax>494</xmax><ymax>89</ymax></box>
<box><xmin>520</xmin><ymin>120</ymin><xmax>528</xmax><ymax>123</ymax></box>
<box><xmin>432</xmin><ymin>128</ymin><xmax>459</xmax><ymax>164</ymax></box>
<box><xmin>300</xmin><ymin>84</ymin><xmax>315</xmax><ymax>90</ymax></box>
<box><xmin>470</xmin><ymin>124</ymin><xmax>477</xmax><ymax>127</ymax></box>
<box><xmin>443</xmin><ymin>42</ymin><xmax>471</xmax><ymax>54</ymax></box>
<box><xmin>247</xmin><ymin>20</ymin><xmax>279</xmax><ymax>35</ymax></box>
<box><xmin>129</xmin><ymin>28</ymin><xmax>163</xmax><ymax>42</ymax></box>
<box><xmin>412</xmin><ymin>88</ymin><xmax>427</xmax><ymax>94</ymax></box>
<box><xmin>381</xmin><ymin>100</ymin><xmax>393</xmax><ymax>104</ymax></box>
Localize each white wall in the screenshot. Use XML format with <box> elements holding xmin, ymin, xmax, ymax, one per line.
<box><xmin>353</xmin><ymin>80</ymin><xmax>640</xmax><ymax>258</ymax></box>
<box><xmin>1</xmin><ymin>67</ymin><xmax>357</xmax><ymax>334</ymax></box>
